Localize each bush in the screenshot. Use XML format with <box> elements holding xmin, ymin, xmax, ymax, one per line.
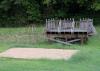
<box><xmin>0</xmin><ymin>0</ymin><xmax>99</xmax><ymax>27</ymax></box>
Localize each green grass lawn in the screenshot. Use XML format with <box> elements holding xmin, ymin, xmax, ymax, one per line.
<box><xmin>0</xmin><ymin>26</ymin><xmax>100</xmax><ymax>71</ymax></box>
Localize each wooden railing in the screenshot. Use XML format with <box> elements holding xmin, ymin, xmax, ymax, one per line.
<box><xmin>46</xmin><ymin>18</ymin><xmax>96</xmax><ymax>35</ymax></box>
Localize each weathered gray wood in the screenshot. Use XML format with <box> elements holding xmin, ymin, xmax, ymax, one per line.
<box><xmin>68</xmin><ymin>39</ymin><xmax>81</xmax><ymax>43</ymax></box>
<box><xmin>47</xmin><ymin>37</ymin><xmax>72</xmax><ymax>45</ymax></box>
<box><xmin>57</xmin><ymin>19</ymin><xmax>62</xmax><ymax>32</ymax></box>
<box><xmin>46</xmin><ymin>18</ymin><xmax>96</xmax><ymax>35</ymax></box>
<box><xmin>87</xmin><ymin>19</ymin><xmax>97</xmax><ymax>35</ymax></box>
<box><xmin>47</xmin><ymin>28</ymin><xmax>87</xmax><ymax>32</ymax></box>
<box><xmin>45</xmin><ymin>18</ymin><xmax>96</xmax><ymax>44</ymax></box>
<box><xmin>79</xmin><ymin>19</ymin><xmax>88</xmax><ymax>30</ymax></box>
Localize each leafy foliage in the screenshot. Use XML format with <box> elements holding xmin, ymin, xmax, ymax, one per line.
<box><xmin>0</xmin><ymin>0</ymin><xmax>99</xmax><ymax>27</ymax></box>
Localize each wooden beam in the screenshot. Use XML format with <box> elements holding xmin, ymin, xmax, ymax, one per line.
<box><xmin>46</xmin><ymin>38</ymin><xmax>72</xmax><ymax>45</ymax></box>
<box><xmin>68</xmin><ymin>39</ymin><xmax>81</xmax><ymax>43</ymax></box>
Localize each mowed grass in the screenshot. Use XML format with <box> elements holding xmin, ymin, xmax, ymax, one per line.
<box><xmin>0</xmin><ymin>26</ymin><xmax>100</xmax><ymax>71</ymax></box>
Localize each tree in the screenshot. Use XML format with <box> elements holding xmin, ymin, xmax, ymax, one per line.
<box><xmin>0</xmin><ymin>0</ymin><xmax>99</xmax><ymax>27</ymax></box>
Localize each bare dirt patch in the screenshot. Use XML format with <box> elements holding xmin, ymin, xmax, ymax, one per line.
<box><xmin>0</xmin><ymin>48</ymin><xmax>78</xmax><ymax>60</ymax></box>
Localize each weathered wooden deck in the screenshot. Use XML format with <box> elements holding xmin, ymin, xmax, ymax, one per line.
<box><xmin>45</xmin><ymin>18</ymin><xmax>96</xmax><ymax>44</ymax></box>
<box><xmin>46</xmin><ymin>28</ymin><xmax>87</xmax><ymax>33</ymax></box>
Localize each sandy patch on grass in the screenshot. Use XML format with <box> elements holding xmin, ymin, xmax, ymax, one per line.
<box><xmin>0</xmin><ymin>48</ymin><xmax>78</xmax><ymax>60</ymax></box>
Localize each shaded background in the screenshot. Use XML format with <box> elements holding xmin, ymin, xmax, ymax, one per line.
<box><xmin>0</xmin><ymin>0</ymin><xmax>100</xmax><ymax>27</ymax></box>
